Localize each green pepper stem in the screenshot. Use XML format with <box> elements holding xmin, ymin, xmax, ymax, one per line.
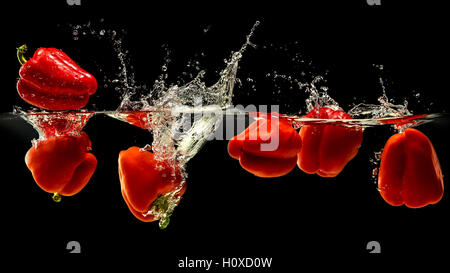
<box><xmin>17</xmin><ymin>45</ymin><xmax>28</xmax><ymax>65</ymax></box>
<box><xmin>151</xmin><ymin>194</ymin><xmax>177</xmax><ymax>230</ymax></box>
<box><xmin>52</xmin><ymin>192</ymin><xmax>62</xmax><ymax>203</ymax></box>
<box><xmin>159</xmin><ymin>216</ymin><xmax>171</xmax><ymax>230</ymax></box>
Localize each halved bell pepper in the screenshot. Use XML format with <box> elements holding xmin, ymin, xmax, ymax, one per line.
<box><xmin>16</xmin><ymin>45</ymin><xmax>97</xmax><ymax>110</ymax></box>
<box><xmin>378</xmin><ymin>128</ymin><xmax>444</xmax><ymax>208</ymax></box>
<box><xmin>25</xmin><ymin>132</ymin><xmax>97</xmax><ymax>200</ymax></box>
<box><xmin>118</xmin><ymin>147</ymin><xmax>186</xmax><ymax>227</ymax></box>
<box><xmin>228</xmin><ymin>113</ymin><xmax>302</xmax><ymax>178</ymax></box>
<box><xmin>297</xmin><ymin>107</ymin><xmax>363</xmax><ymax>177</ymax></box>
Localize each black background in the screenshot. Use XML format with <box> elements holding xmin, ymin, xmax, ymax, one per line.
<box><xmin>2</xmin><ymin>0</ymin><xmax>450</xmax><ymax>269</ymax></box>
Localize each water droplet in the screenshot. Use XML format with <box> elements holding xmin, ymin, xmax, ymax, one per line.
<box><xmin>372</xmin><ymin>168</ymin><xmax>378</xmax><ymax>178</ymax></box>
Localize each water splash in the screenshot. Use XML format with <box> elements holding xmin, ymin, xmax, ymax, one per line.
<box><xmin>300</xmin><ymin>75</ymin><xmax>340</xmax><ymax>112</ymax></box>
<box><xmin>275</xmin><ymin>70</ymin><xmax>438</xmax><ymax>129</ymax></box>
<box><xmin>68</xmin><ymin>21</ymin><xmax>149</xmax><ymax>105</ymax></box>
<box><xmin>349</xmin><ymin>64</ymin><xmax>411</xmax><ymax>120</ymax></box>
<box><xmin>111</xmin><ymin>21</ymin><xmax>260</xmax><ymax>159</ymax></box>
<box><xmin>107</xmin><ymin>21</ymin><xmax>260</xmax><ymax>226</ymax></box>
<box><xmin>349</xmin><ymin>85</ymin><xmax>411</xmax><ymax>120</ymax></box>
<box><xmin>13</xmin><ymin>106</ymin><xmax>94</xmax><ymax>140</ymax></box>
<box><xmin>118</xmin><ymin>21</ymin><xmax>260</xmax><ymax>111</ymax></box>
<box><xmin>347</xmin><ymin>65</ymin><xmax>414</xmax><ymax>132</ymax></box>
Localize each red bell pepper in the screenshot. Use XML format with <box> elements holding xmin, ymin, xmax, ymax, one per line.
<box><xmin>378</xmin><ymin>128</ymin><xmax>444</xmax><ymax>208</ymax></box>
<box><xmin>16</xmin><ymin>45</ymin><xmax>97</xmax><ymax>110</ymax></box>
<box><xmin>297</xmin><ymin>107</ymin><xmax>363</xmax><ymax>177</ymax></box>
<box><xmin>118</xmin><ymin>146</ymin><xmax>186</xmax><ymax>228</ymax></box>
<box><xmin>228</xmin><ymin>113</ymin><xmax>302</xmax><ymax>178</ymax></box>
<box><xmin>25</xmin><ymin>132</ymin><xmax>97</xmax><ymax>201</ymax></box>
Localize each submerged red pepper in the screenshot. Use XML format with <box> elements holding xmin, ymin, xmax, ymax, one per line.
<box><xmin>228</xmin><ymin>113</ymin><xmax>302</xmax><ymax>178</ymax></box>
<box><xmin>297</xmin><ymin>107</ymin><xmax>363</xmax><ymax>177</ymax></box>
<box><xmin>25</xmin><ymin>132</ymin><xmax>97</xmax><ymax>201</ymax></box>
<box><xmin>124</xmin><ymin>111</ymin><xmax>152</xmax><ymax>129</ymax></box>
<box><xmin>16</xmin><ymin>45</ymin><xmax>97</xmax><ymax>110</ymax></box>
<box><xmin>118</xmin><ymin>147</ymin><xmax>185</xmax><ymax>227</ymax></box>
<box><xmin>378</xmin><ymin>128</ymin><xmax>444</xmax><ymax>208</ymax></box>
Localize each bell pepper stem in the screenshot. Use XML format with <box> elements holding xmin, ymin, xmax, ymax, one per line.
<box><xmin>152</xmin><ymin>194</ymin><xmax>176</xmax><ymax>230</ymax></box>
<box><xmin>159</xmin><ymin>214</ymin><xmax>171</xmax><ymax>230</ymax></box>
<box><xmin>17</xmin><ymin>45</ymin><xmax>28</xmax><ymax>65</ymax></box>
<box><xmin>52</xmin><ymin>192</ymin><xmax>62</xmax><ymax>203</ymax></box>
